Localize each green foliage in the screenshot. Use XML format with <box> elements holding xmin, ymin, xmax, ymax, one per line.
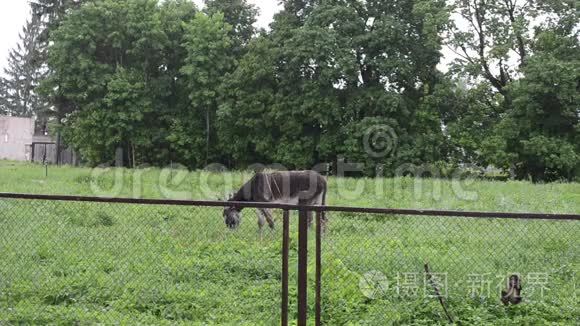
<box><xmin>25</xmin><ymin>0</ymin><xmax>577</xmax><ymax>182</ymax></box>
<box><xmin>217</xmin><ymin>36</ymin><xmax>279</xmax><ymax>165</ymax></box>
<box><xmin>175</xmin><ymin>12</ymin><xmax>234</xmax><ymax>167</ymax></box>
<box><xmin>41</xmin><ymin>0</ymin><xmax>244</xmax><ymax>169</ymax></box>
<box><xmin>44</xmin><ymin>0</ymin><xmax>181</xmax><ymax>166</ymax></box>
<box><xmin>446</xmin><ymin>0</ymin><xmax>579</xmax><ymax>181</ymax></box>
<box><xmin>220</xmin><ymin>0</ymin><xmax>450</xmax><ymax>172</ymax></box>
<box><xmin>482</xmin><ymin>27</ymin><xmax>580</xmax><ymax>181</ymax></box>
<box><xmin>27</xmin><ymin>0</ymin><xmax>89</xmax><ymax>124</ymax></box>
<box><xmin>204</xmin><ymin>0</ymin><xmax>258</xmax><ymax>55</ymax></box>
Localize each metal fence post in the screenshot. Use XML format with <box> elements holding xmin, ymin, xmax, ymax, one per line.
<box><xmin>315</xmin><ymin>210</ymin><xmax>322</xmax><ymax>326</ymax></box>
<box><xmin>281</xmin><ymin>210</ymin><xmax>290</xmax><ymax>326</ymax></box>
<box><xmin>297</xmin><ymin>208</ymin><xmax>309</xmax><ymax>326</ymax></box>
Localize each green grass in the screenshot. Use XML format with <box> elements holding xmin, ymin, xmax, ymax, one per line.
<box><xmin>0</xmin><ymin>160</ymin><xmax>578</xmax><ymax>324</ymax></box>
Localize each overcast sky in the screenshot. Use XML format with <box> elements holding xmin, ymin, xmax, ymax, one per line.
<box><xmin>0</xmin><ymin>1</ymin><xmax>31</xmax><ymax>73</ymax></box>
<box><xmin>0</xmin><ymin>1</ymin><xmax>282</xmax><ymax>74</ymax></box>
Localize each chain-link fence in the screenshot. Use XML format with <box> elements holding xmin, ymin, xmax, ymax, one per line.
<box><xmin>319</xmin><ymin>211</ymin><xmax>579</xmax><ymax>324</ymax></box>
<box><xmin>0</xmin><ymin>196</ymin><xmax>291</xmax><ymax>324</ymax></box>
<box><xmin>0</xmin><ymin>194</ymin><xmax>578</xmax><ymax>325</ymax></box>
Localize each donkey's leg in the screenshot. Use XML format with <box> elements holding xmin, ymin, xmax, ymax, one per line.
<box><xmin>304</xmin><ymin>193</ymin><xmax>325</xmax><ymax>230</ymax></box>
<box><xmin>315</xmin><ymin>192</ymin><xmax>327</xmax><ymax>233</ymax></box>
<box><xmin>257</xmin><ymin>209</ymin><xmax>266</xmax><ymax>241</ymax></box>
<box><xmin>261</xmin><ymin>208</ymin><xmax>275</xmax><ymax>229</ymax></box>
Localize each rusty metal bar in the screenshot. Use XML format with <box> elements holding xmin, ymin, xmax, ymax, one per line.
<box><xmin>281</xmin><ymin>210</ymin><xmax>290</xmax><ymax>326</ymax></box>
<box><xmin>297</xmin><ymin>209</ymin><xmax>308</xmax><ymax>326</ymax></box>
<box><xmin>0</xmin><ymin>193</ymin><xmax>579</xmax><ymax>220</ymax></box>
<box><xmin>315</xmin><ymin>211</ymin><xmax>322</xmax><ymax>326</ymax></box>
<box><xmin>315</xmin><ymin>206</ymin><xmax>580</xmax><ymax>220</ymax></box>
<box><xmin>31</xmin><ymin>142</ymin><xmax>56</xmax><ymax>145</ymax></box>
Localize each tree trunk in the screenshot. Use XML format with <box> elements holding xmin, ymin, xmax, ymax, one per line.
<box><xmin>206</xmin><ymin>107</ymin><xmax>210</xmax><ymax>166</ymax></box>
<box><xmin>56</xmin><ymin>129</ymin><xmax>61</xmax><ymax>166</ymax></box>
<box><xmin>131</xmin><ymin>142</ymin><xmax>136</xmax><ymax>169</ymax></box>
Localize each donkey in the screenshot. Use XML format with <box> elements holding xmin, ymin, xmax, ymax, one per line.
<box><xmin>223</xmin><ymin>170</ymin><xmax>327</xmax><ymax>235</ymax></box>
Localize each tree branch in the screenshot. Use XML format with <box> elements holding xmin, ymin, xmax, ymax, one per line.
<box><xmin>504</xmin><ymin>0</ymin><xmax>528</xmax><ymax>66</ymax></box>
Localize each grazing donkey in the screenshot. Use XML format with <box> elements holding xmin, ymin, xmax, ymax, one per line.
<box><xmin>223</xmin><ymin>170</ymin><xmax>327</xmax><ymax>234</ymax></box>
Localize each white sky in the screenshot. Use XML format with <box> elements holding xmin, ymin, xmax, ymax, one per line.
<box><xmin>0</xmin><ymin>1</ymin><xmax>31</xmax><ymax>73</ymax></box>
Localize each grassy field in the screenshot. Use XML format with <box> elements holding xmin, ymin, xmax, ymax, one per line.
<box><xmin>0</xmin><ymin>161</ymin><xmax>579</xmax><ymax>324</ymax></box>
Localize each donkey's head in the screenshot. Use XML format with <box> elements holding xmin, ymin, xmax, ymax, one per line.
<box><xmin>223</xmin><ymin>206</ymin><xmax>241</xmax><ymax>229</ymax></box>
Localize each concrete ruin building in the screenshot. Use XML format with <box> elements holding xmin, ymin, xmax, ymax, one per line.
<box><xmin>0</xmin><ymin>116</ymin><xmax>78</xmax><ymax>164</ymax></box>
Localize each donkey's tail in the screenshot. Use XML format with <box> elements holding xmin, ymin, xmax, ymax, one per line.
<box><xmin>319</xmin><ymin>173</ymin><xmax>328</xmax><ymax>206</ymax></box>
<box><xmin>320</xmin><ymin>176</ymin><xmax>328</xmax><ymax>229</ymax></box>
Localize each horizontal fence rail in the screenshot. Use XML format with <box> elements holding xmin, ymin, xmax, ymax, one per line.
<box><xmin>0</xmin><ymin>193</ymin><xmax>578</xmax><ymax>220</ymax></box>
<box><xmin>0</xmin><ymin>192</ymin><xmax>578</xmax><ymax>325</ymax></box>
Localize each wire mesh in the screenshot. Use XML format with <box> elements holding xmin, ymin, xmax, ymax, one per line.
<box><xmin>0</xmin><ymin>195</ymin><xmax>578</xmax><ymax>324</ymax></box>
<box><xmin>319</xmin><ymin>211</ymin><xmax>579</xmax><ymax>324</ymax></box>
<box><xmin>0</xmin><ymin>199</ymin><xmax>286</xmax><ymax>324</ymax></box>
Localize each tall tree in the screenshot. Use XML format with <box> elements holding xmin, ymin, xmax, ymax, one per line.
<box><xmin>156</xmin><ymin>0</ymin><xmax>198</xmax><ymax>165</ymax></box>
<box><xmin>439</xmin><ymin>78</ymin><xmax>501</xmax><ymax>165</ymax></box>
<box><xmin>481</xmin><ymin>23</ymin><xmax>579</xmax><ymax>181</ymax></box>
<box><xmin>279</xmin><ymin>0</ymin><xmax>318</xmax><ymax>25</ymax></box>
<box><xmin>217</xmin><ymin>36</ymin><xmax>281</xmax><ymax>166</ymax></box>
<box><xmin>0</xmin><ymin>18</ymin><xmax>46</xmax><ymax>117</ymax></box>
<box><xmin>204</xmin><ymin>0</ymin><xmax>258</xmax><ymax>55</ymax></box>
<box><xmin>0</xmin><ymin>78</ymin><xmax>9</xmax><ymax>115</ymax></box>
<box><xmin>220</xmin><ymin>0</ymin><xmax>450</xmax><ymax>173</ymax></box>
<box><xmin>447</xmin><ymin>0</ymin><xmax>536</xmax><ymax>96</ymax></box>
<box><xmin>29</xmin><ymin>0</ymin><xmax>87</xmax><ymax>164</ymax></box>
<box><xmin>30</xmin><ymin>0</ymin><xmax>87</xmax><ymax>117</ymax></box>
<box><xmin>178</xmin><ymin>12</ymin><xmax>234</xmax><ymax>166</ymax></box>
<box><xmin>44</xmin><ymin>0</ymin><xmax>169</xmax><ymax>166</ymax></box>
<box><xmin>448</xmin><ymin>0</ymin><xmax>579</xmax><ymax>181</ymax></box>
